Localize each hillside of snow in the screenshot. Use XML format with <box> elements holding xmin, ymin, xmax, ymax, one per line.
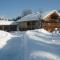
<box><xmin>0</xmin><ymin>29</ymin><xmax>60</xmax><ymax>60</ymax></box>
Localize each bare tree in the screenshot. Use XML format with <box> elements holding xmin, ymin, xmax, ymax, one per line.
<box><xmin>22</xmin><ymin>9</ymin><xmax>32</xmax><ymax>17</ymax></box>
<box><xmin>38</xmin><ymin>10</ymin><xmax>43</xmax><ymax>20</ymax></box>
<box><xmin>38</xmin><ymin>10</ymin><xmax>43</xmax><ymax>28</ymax></box>
<box><xmin>15</xmin><ymin>16</ymin><xmax>21</xmax><ymax>20</ymax></box>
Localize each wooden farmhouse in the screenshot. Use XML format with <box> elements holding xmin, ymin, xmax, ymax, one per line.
<box><xmin>42</xmin><ymin>10</ymin><xmax>60</xmax><ymax>32</ymax></box>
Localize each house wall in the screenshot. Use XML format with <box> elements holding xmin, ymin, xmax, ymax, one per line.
<box><xmin>0</xmin><ymin>25</ymin><xmax>17</xmax><ymax>32</ymax></box>
<box><xmin>9</xmin><ymin>25</ymin><xmax>17</xmax><ymax>31</ymax></box>
<box><xmin>19</xmin><ymin>22</ymin><xmax>27</xmax><ymax>28</ymax></box>
<box><xmin>42</xmin><ymin>21</ymin><xmax>59</xmax><ymax>32</ymax></box>
<box><xmin>0</xmin><ymin>26</ymin><xmax>3</xmax><ymax>30</ymax></box>
<box><xmin>18</xmin><ymin>21</ymin><xmax>27</xmax><ymax>31</ymax></box>
<box><xmin>18</xmin><ymin>20</ymin><xmax>41</xmax><ymax>31</ymax></box>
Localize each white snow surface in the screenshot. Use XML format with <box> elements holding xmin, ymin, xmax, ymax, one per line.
<box><xmin>0</xmin><ymin>29</ymin><xmax>60</xmax><ymax>60</ymax></box>
<box><xmin>0</xmin><ymin>30</ymin><xmax>12</xmax><ymax>48</ymax></box>
<box><xmin>26</xmin><ymin>29</ymin><xmax>60</xmax><ymax>45</ymax></box>
<box><xmin>0</xmin><ymin>20</ymin><xmax>17</xmax><ymax>25</ymax></box>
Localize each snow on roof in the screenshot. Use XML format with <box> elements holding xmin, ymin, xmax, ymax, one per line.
<box><xmin>43</xmin><ymin>10</ymin><xmax>60</xmax><ymax>19</ymax></box>
<box><xmin>17</xmin><ymin>10</ymin><xmax>60</xmax><ymax>22</ymax></box>
<box><xmin>17</xmin><ymin>12</ymin><xmax>41</xmax><ymax>22</ymax></box>
<box><xmin>0</xmin><ymin>20</ymin><xmax>17</xmax><ymax>25</ymax></box>
<box><xmin>41</xmin><ymin>10</ymin><xmax>51</xmax><ymax>18</ymax></box>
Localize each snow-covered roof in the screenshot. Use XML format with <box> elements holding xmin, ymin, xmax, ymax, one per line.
<box><xmin>42</xmin><ymin>10</ymin><xmax>60</xmax><ymax>19</ymax></box>
<box><xmin>17</xmin><ymin>12</ymin><xmax>41</xmax><ymax>22</ymax></box>
<box><xmin>0</xmin><ymin>20</ymin><xmax>17</xmax><ymax>25</ymax></box>
<box><xmin>17</xmin><ymin>10</ymin><xmax>60</xmax><ymax>22</ymax></box>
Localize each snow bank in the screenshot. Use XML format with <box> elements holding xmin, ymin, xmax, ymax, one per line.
<box><xmin>26</xmin><ymin>29</ymin><xmax>60</xmax><ymax>45</ymax></box>
<box><xmin>0</xmin><ymin>30</ymin><xmax>12</xmax><ymax>48</ymax></box>
<box><xmin>25</xmin><ymin>29</ymin><xmax>60</xmax><ymax>60</ymax></box>
<box><xmin>30</xmin><ymin>51</ymin><xmax>60</xmax><ymax>60</ymax></box>
<box><xmin>38</xmin><ymin>29</ymin><xmax>52</xmax><ymax>34</ymax></box>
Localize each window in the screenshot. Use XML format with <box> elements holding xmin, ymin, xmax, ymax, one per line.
<box><xmin>0</xmin><ymin>26</ymin><xmax>3</xmax><ymax>30</ymax></box>
<box><xmin>10</xmin><ymin>25</ymin><xmax>17</xmax><ymax>31</ymax></box>
<box><xmin>4</xmin><ymin>26</ymin><xmax>9</xmax><ymax>31</ymax></box>
<box><xmin>27</xmin><ymin>22</ymin><xmax>31</xmax><ymax>25</ymax></box>
<box><xmin>32</xmin><ymin>21</ymin><xmax>36</xmax><ymax>25</ymax></box>
<box><xmin>51</xmin><ymin>16</ymin><xmax>58</xmax><ymax>19</ymax></box>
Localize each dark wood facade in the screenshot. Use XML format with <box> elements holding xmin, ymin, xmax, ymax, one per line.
<box><xmin>0</xmin><ymin>25</ymin><xmax>17</xmax><ymax>32</ymax></box>
<box><xmin>42</xmin><ymin>12</ymin><xmax>60</xmax><ymax>32</ymax></box>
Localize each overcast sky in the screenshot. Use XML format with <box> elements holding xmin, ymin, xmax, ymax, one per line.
<box><xmin>0</xmin><ymin>0</ymin><xmax>60</xmax><ymax>19</ymax></box>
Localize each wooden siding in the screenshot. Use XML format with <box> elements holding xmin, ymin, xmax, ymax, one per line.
<box><xmin>42</xmin><ymin>12</ymin><xmax>60</xmax><ymax>32</ymax></box>
<box><xmin>42</xmin><ymin>21</ymin><xmax>59</xmax><ymax>32</ymax></box>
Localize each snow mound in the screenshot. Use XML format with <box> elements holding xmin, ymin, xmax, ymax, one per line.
<box><xmin>0</xmin><ymin>30</ymin><xmax>12</xmax><ymax>48</ymax></box>
<box><xmin>38</xmin><ymin>29</ymin><xmax>51</xmax><ymax>34</ymax></box>
<box><xmin>30</xmin><ymin>51</ymin><xmax>60</xmax><ymax>60</ymax></box>
<box><xmin>26</xmin><ymin>29</ymin><xmax>60</xmax><ymax>45</ymax></box>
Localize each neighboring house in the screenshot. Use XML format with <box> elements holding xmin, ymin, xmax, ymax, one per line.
<box><xmin>42</xmin><ymin>10</ymin><xmax>60</xmax><ymax>32</ymax></box>
<box><xmin>17</xmin><ymin>12</ymin><xmax>42</xmax><ymax>31</ymax></box>
<box><xmin>0</xmin><ymin>20</ymin><xmax>18</xmax><ymax>31</ymax></box>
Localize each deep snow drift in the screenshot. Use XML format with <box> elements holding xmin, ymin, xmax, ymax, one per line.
<box><xmin>0</xmin><ymin>29</ymin><xmax>60</xmax><ymax>60</ymax></box>
<box><xmin>26</xmin><ymin>29</ymin><xmax>60</xmax><ymax>45</ymax></box>
<box><xmin>25</xmin><ymin>29</ymin><xmax>60</xmax><ymax>60</ymax></box>
<box><xmin>0</xmin><ymin>30</ymin><xmax>12</xmax><ymax>48</ymax></box>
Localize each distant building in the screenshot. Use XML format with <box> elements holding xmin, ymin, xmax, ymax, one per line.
<box><xmin>17</xmin><ymin>12</ymin><xmax>42</xmax><ymax>31</ymax></box>
<box><xmin>0</xmin><ymin>10</ymin><xmax>60</xmax><ymax>32</ymax></box>
<box><xmin>0</xmin><ymin>20</ymin><xmax>18</xmax><ymax>31</ymax></box>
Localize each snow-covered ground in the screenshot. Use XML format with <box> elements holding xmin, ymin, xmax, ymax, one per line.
<box><xmin>0</xmin><ymin>30</ymin><xmax>12</xmax><ymax>48</ymax></box>
<box><xmin>0</xmin><ymin>29</ymin><xmax>60</xmax><ymax>60</ymax></box>
<box><xmin>25</xmin><ymin>29</ymin><xmax>60</xmax><ymax>60</ymax></box>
